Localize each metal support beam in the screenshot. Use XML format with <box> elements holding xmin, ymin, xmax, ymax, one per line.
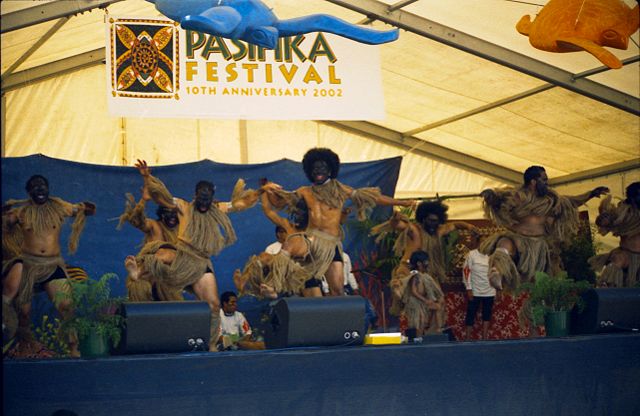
<box><xmin>358</xmin><ymin>0</ymin><xmax>421</xmax><ymax>25</ymax></box>
<box><xmin>403</xmin><ymin>55</ymin><xmax>640</xmax><ymax>137</ymax></box>
<box><xmin>1</xmin><ymin>0</ymin><xmax>124</xmax><ymax>34</ymax></box>
<box><xmin>326</xmin><ymin>0</ymin><xmax>640</xmax><ymax>115</ymax></box>
<box><xmin>403</xmin><ymin>85</ymin><xmax>553</xmax><ymax>137</ymax></box>
<box><xmin>2</xmin><ymin>17</ymin><xmax>69</xmax><ymax>80</ymax></box>
<box><xmin>550</xmin><ymin>159</ymin><xmax>640</xmax><ymax>187</ymax></box>
<box><xmin>1</xmin><ymin>48</ymin><xmax>105</xmax><ymax>93</ymax></box>
<box><xmin>323</xmin><ymin>120</ymin><xmax>522</xmax><ymax>185</ymax></box>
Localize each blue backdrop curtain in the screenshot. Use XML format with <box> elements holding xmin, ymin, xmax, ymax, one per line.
<box><xmin>2</xmin><ymin>154</ymin><xmax>401</xmax><ymax>299</ymax></box>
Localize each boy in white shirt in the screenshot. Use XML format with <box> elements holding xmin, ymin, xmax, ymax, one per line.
<box><xmin>463</xmin><ymin>235</ymin><xmax>497</xmax><ymax>340</ymax></box>
<box><xmin>218</xmin><ymin>291</ymin><xmax>252</xmax><ymax>350</ymax></box>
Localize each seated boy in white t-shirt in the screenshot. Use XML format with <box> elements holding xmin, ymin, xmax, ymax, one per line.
<box><xmin>218</xmin><ymin>291</ymin><xmax>252</xmax><ymax>350</ymax></box>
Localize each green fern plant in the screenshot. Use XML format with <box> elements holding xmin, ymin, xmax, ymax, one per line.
<box><xmin>521</xmin><ymin>271</ymin><xmax>592</xmax><ymax>325</ymax></box>
<box><xmin>58</xmin><ymin>273</ymin><xmax>125</xmax><ymax>348</ymax></box>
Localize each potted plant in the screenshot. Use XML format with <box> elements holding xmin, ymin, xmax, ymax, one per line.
<box><xmin>522</xmin><ymin>271</ymin><xmax>591</xmax><ymax>337</ymax></box>
<box><xmin>58</xmin><ymin>273</ymin><xmax>125</xmax><ymax>358</ymax></box>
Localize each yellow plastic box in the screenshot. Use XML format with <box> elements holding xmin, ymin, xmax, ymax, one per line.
<box><xmin>364</xmin><ymin>332</ymin><xmax>403</xmax><ymax>345</ymax></box>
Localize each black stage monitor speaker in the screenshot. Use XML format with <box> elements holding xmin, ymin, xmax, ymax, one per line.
<box><xmin>570</xmin><ymin>288</ymin><xmax>640</xmax><ymax>335</ymax></box>
<box><xmin>264</xmin><ymin>296</ymin><xmax>367</xmax><ymax>349</ymax></box>
<box><xmin>116</xmin><ymin>301</ymin><xmax>211</xmax><ymax>354</ymax></box>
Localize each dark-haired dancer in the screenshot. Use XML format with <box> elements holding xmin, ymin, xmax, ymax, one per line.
<box><xmin>125</xmin><ymin>160</ymin><xmax>259</xmax><ymax>350</ymax></box>
<box><xmin>404</xmin><ymin>250</ymin><xmax>445</xmax><ymax>336</ymax></box>
<box><xmin>2</xmin><ymin>175</ymin><xmax>95</xmax><ymax>356</ymax></box>
<box><xmin>235</xmin><ymin>183</ymin><xmax>311</xmax><ymax>299</ymax></box>
<box><xmin>480</xmin><ymin>165</ymin><xmax>608</xmax><ymax>291</ymax></box>
<box><xmin>480</xmin><ymin>165</ymin><xmax>608</xmax><ymax>334</ymax></box>
<box><xmin>268</xmin><ymin>148</ymin><xmax>415</xmax><ymax>296</ymax></box>
<box><xmin>373</xmin><ymin>200</ymin><xmax>476</xmax><ymax>316</ymax></box>
<box><xmin>590</xmin><ymin>182</ymin><xmax>640</xmax><ymax>287</ymax></box>
<box><xmin>117</xmin><ymin>186</ymin><xmax>182</xmax><ymax>301</ymax></box>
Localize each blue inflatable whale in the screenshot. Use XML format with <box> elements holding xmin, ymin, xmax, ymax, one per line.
<box><xmin>148</xmin><ymin>0</ymin><xmax>399</xmax><ymax>49</ymax></box>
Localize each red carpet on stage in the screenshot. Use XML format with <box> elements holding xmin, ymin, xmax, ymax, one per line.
<box><xmin>392</xmin><ymin>291</ymin><xmax>541</xmax><ymax>340</ymax></box>
<box><xmin>445</xmin><ymin>291</ymin><xmax>543</xmax><ymax>340</ymax></box>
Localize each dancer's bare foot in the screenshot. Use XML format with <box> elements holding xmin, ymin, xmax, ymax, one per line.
<box><xmin>259</xmin><ymin>284</ymin><xmax>278</xmax><ymax>299</ymax></box>
<box><xmin>124</xmin><ymin>256</ymin><xmax>139</xmax><ymax>281</ymax></box>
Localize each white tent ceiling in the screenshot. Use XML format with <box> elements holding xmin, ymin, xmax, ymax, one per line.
<box><xmin>1</xmin><ymin>0</ymin><xmax>639</xmax><ymax>230</ymax></box>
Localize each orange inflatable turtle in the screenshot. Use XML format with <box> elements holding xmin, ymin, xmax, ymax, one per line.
<box><xmin>516</xmin><ymin>0</ymin><xmax>639</xmax><ymax>69</ymax></box>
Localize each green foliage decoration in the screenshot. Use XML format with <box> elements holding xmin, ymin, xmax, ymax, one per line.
<box><xmin>521</xmin><ymin>271</ymin><xmax>592</xmax><ymax>325</ymax></box>
<box><xmin>344</xmin><ymin>215</ymin><xmax>400</xmax><ymax>284</ymax></box>
<box><xmin>58</xmin><ymin>273</ymin><xmax>125</xmax><ymax>348</ymax></box>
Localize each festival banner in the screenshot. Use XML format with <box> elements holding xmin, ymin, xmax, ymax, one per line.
<box><xmin>105</xmin><ymin>16</ymin><xmax>385</xmax><ymax>119</ymax></box>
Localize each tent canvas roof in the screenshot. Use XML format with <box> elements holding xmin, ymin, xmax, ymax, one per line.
<box><xmin>1</xmin><ymin>0</ymin><xmax>638</xmax><ymax>187</ymax></box>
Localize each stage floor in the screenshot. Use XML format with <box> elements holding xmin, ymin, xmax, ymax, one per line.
<box><xmin>4</xmin><ymin>333</ymin><xmax>640</xmax><ymax>416</ymax></box>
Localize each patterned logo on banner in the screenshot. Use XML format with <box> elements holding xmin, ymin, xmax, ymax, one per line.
<box><xmin>109</xmin><ymin>18</ymin><xmax>180</xmax><ymax>99</ymax></box>
<box><xmin>106</xmin><ymin>16</ymin><xmax>385</xmax><ymax>119</ymax></box>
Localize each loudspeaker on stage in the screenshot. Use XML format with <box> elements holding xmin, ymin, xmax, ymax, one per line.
<box><xmin>264</xmin><ymin>296</ymin><xmax>367</xmax><ymax>349</ymax></box>
<box><xmin>116</xmin><ymin>301</ymin><xmax>211</xmax><ymax>354</ymax></box>
<box><xmin>571</xmin><ymin>288</ymin><xmax>640</xmax><ymax>335</ymax></box>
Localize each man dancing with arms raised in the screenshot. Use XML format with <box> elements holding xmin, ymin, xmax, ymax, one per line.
<box><xmin>480</xmin><ymin>165</ymin><xmax>608</xmax><ymax>334</ymax></box>
<box><xmin>481</xmin><ymin>165</ymin><xmax>609</xmax><ymax>291</ymax></box>
<box><xmin>267</xmin><ymin>148</ymin><xmax>415</xmax><ymax>296</ymax></box>
<box><xmin>125</xmin><ymin>160</ymin><xmax>259</xmax><ymax>351</ymax></box>
<box><xmin>371</xmin><ymin>199</ymin><xmax>476</xmax><ymax>319</ymax></box>
<box><xmin>118</xmin><ymin>186</ymin><xmax>183</xmax><ymax>301</ymax></box>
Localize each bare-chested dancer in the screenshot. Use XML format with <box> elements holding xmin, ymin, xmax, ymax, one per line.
<box><xmin>372</xmin><ymin>199</ymin><xmax>476</xmax><ymax>317</ymax></box>
<box><xmin>590</xmin><ymin>182</ymin><xmax>640</xmax><ymax>287</ymax></box>
<box><xmin>480</xmin><ymin>165</ymin><xmax>608</xmax><ymax>334</ymax></box>
<box><xmin>267</xmin><ymin>148</ymin><xmax>415</xmax><ymax>297</ymax></box>
<box><xmin>480</xmin><ymin>165</ymin><xmax>609</xmax><ymax>290</ymax></box>
<box><xmin>2</xmin><ymin>175</ymin><xmax>95</xmax><ymax>356</ymax></box>
<box><xmin>235</xmin><ymin>184</ymin><xmax>314</xmax><ymax>299</ymax></box>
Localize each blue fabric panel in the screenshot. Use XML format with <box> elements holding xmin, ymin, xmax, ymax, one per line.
<box><xmin>3</xmin><ymin>334</ymin><xmax>640</xmax><ymax>415</ymax></box>
<box><xmin>1</xmin><ymin>154</ymin><xmax>401</xmax><ymax>297</ymax></box>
